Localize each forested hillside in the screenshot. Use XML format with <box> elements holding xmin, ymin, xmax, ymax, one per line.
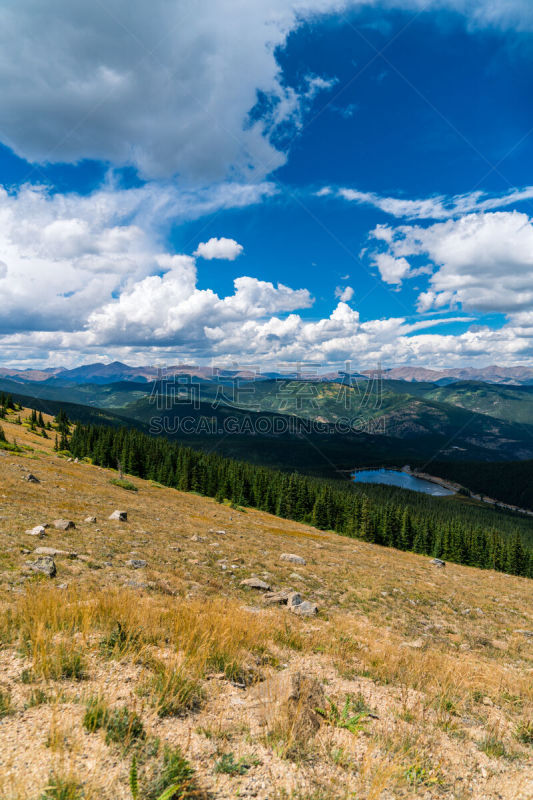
<box><xmin>69</xmin><ymin>422</ymin><xmax>533</xmax><ymax>577</ymax></box>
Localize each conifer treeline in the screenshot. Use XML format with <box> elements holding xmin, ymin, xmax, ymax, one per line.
<box><xmin>69</xmin><ymin>423</ymin><xmax>533</xmax><ymax>578</ymax></box>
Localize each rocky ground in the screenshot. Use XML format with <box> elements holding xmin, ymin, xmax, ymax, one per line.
<box><xmin>0</xmin><ymin>409</ymin><xmax>532</xmax><ymax>799</ymax></box>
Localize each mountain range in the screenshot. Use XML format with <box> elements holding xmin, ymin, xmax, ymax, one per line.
<box><xmin>3</xmin><ymin>360</ymin><xmax>533</xmax><ymax>386</ymax></box>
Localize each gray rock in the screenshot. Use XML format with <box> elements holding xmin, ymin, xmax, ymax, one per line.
<box><xmin>34</xmin><ymin>547</ymin><xmax>76</xmax><ymax>558</ymax></box>
<box><xmin>515</xmin><ymin>629</ymin><xmax>533</xmax><ymax>637</ymax></box>
<box><xmin>240</xmin><ymin>577</ymin><xmax>271</xmax><ymax>591</ymax></box>
<box><xmin>286</xmin><ymin>591</ymin><xmax>303</xmax><ymax>608</ymax></box>
<box><xmin>290</xmin><ymin>600</ymin><xmax>318</xmax><ymax>617</ymax></box>
<box><xmin>190</xmin><ymin>534</ymin><xmax>205</xmax><ymax>542</ymax></box>
<box><xmin>109</xmin><ymin>510</ymin><xmax>127</xmax><ymax>521</ymax></box>
<box><xmin>280</xmin><ymin>553</ymin><xmax>306</xmax><ymax>565</ymax></box>
<box><xmin>263</xmin><ymin>588</ymin><xmax>292</xmax><ymax>606</ymax></box>
<box><xmin>25</xmin><ymin>473</ymin><xmax>40</xmax><ymax>483</ymax></box>
<box><xmin>28</xmin><ymin>556</ymin><xmax>56</xmax><ymax>578</ymax></box>
<box><xmin>84</xmin><ymin>516</ymin><xmax>97</xmax><ymax>523</ymax></box>
<box><xmin>25</xmin><ymin>525</ymin><xmax>47</xmax><ymax>537</ymax></box>
<box><xmin>126</xmin><ymin>559</ymin><xmax>147</xmax><ymax>569</ymax></box>
<box><xmin>53</xmin><ymin>519</ymin><xmax>75</xmax><ymax>531</ymax></box>
<box><xmin>431</xmin><ymin>558</ymin><xmax>446</xmax><ymax>568</ymax></box>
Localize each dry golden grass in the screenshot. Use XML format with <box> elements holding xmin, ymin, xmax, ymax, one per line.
<box><xmin>0</xmin><ymin>407</ymin><xmax>531</xmax><ymax>799</ymax></box>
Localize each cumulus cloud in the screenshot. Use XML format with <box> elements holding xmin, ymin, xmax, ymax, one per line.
<box><xmin>194</xmin><ymin>238</ymin><xmax>243</xmax><ymax>261</ymax></box>
<box><xmin>87</xmin><ymin>271</ymin><xmax>313</xmax><ymax>347</ymax></box>
<box><xmin>335</xmin><ymin>285</ymin><xmax>354</xmax><ymax>301</ymax></box>
<box><xmin>371</xmin><ymin>211</ymin><xmax>533</xmax><ymax>312</ymax></box>
<box><xmin>0</xmin><ymin>1</ymin><xmax>531</xmax><ymax>181</ymax></box>
<box><xmin>372</xmin><ymin>253</ymin><xmax>411</xmax><ymax>285</ymax></box>
<box><xmin>0</xmin><ymin>181</ymin><xmax>273</xmax><ymax>335</ymax></box>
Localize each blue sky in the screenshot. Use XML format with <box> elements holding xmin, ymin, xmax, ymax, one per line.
<box><xmin>1</xmin><ymin>0</ymin><xmax>533</xmax><ymax>369</ymax></box>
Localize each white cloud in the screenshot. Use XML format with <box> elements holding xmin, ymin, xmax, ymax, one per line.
<box><xmin>0</xmin><ymin>181</ymin><xmax>273</xmax><ymax>335</ymax></box>
<box><xmin>371</xmin><ymin>211</ymin><xmax>533</xmax><ymax>312</ymax></box>
<box><xmin>335</xmin><ymin>285</ymin><xmax>354</xmax><ymax>301</ymax></box>
<box><xmin>335</xmin><ymin>185</ymin><xmax>533</xmax><ymax>220</ymax></box>
<box><xmin>0</xmin><ymin>1</ymin><xmax>530</xmax><ymax>181</ymax></box>
<box><xmin>0</xmin><ymin>0</ymin><xmax>345</xmax><ymax>181</ymax></box>
<box><xmin>194</xmin><ymin>237</ymin><xmax>243</xmax><ymax>261</ymax></box>
<box><xmin>372</xmin><ymin>253</ymin><xmax>412</xmax><ymax>285</ymax></box>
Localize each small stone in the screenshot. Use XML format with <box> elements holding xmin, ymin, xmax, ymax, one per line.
<box><xmin>515</xmin><ymin>629</ymin><xmax>533</xmax><ymax>637</ymax></box>
<box><xmin>401</xmin><ymin>638</ymin><xmax>424</xmax><ymax>649</ymax></box>
<box><xmin>25</xmin><ymin>525</ymin><xmax>47</xmax><ymax>537</ymax></box>
<box><xmin>109</xmin><ymin>510</ymin><xmax>127</xmax><ymax>521</ymax></box>
<box><xmin>84</xmin><ymin>516</ymin><xmax>97</xmax><ymax>523</ymax></box>
<box><xmin>25</xmin><ymin>473</ymin><xmax>40</xmax><ymax>483</ymax></box>
<box><xmin>191</xmin><ymin>535</ymin><xmax>205</xmax><ymax>542</ymax></box>
<box><xmin>27</xmin><ymin>556</ymin><xmax>56</xmax><ymax>578</ymax></box>
<box><xmin>126</xmin><ymin>559</ymin><xmax>147</xmax><ymax>569</ymax></box>
<box><xmin>280</xmin><ymin>553</ymin><xmax>306</xmax><ymax>565</ymax></box>
<box><xmin>53</xmin><ymin>519</ymin><xmax>76</xmax><ymax>531</ymax></box>
<box><xmin>430</xmin><ymin>558</ymin><xmax>445</xmax><ymax>568</ymax></box>
<box><xmin>240</xmin><ymin>577</ymin><xmax>271</xmax><ymax>591</ymax></box>
<box><xmin>482</xmin><ymin>696</ymin><xmax>493</xmax><ymax>707</ymax></box>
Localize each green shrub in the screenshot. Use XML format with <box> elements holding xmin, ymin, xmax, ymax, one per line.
<box><xmin>39</xmin><ymin>773</ymin><xmax>83</xmax><ymax>800</ymax></box>
<box><xmin>514</xmin><ymin>720</ymin><xmax>533</xmax><ymax>746</ymax></box>
<box><xmin>0</xmin><ymin>688</ymin><xmax>13</xmax><ymax>718</ymax></box>
<box><xmin>477</xmin><ymin>734</ymin><xmax>508</xmax><ymax>758</ymax></box>
<box><xmin>316</xmin><ymin>695</ymin><xmax>370</xmax><ymax>734</ymax></box>
<box><xmin>104</xmin><ymin>706</ymin><xmax>145</xmax><ymax>748</ymax></box>
<box><xmin>109</xmin><ymin>477</ymin><xmax>138</xmax><ymax>492</ymax></box>
<box><xmin>50</xmin><ymin>646</ymin><xmax>87</xmax><ymax>681</ymax></box>
<box><xmin>146</xmin><ymin>746</ymin><xmax>201</xmax><ymax>800</ymax></box>
<box><xmin>83</xmin><ymin>696</ymin><xmax>109</xmax><ymax>733</ymax></box>
<box><xmin>214</xmin><ymin>752</ymin><xmax>259</xmax><ymax>776</ymax></box>
<box><xmin>26</xmin><ymin>688</ymin><xmax>49</xmax><ymax>708</ymax></box>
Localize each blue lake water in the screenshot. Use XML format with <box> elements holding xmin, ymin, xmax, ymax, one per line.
<box><xmin>352</xmin><ymin>469</ymin><xmax>455</xmax><ymax>497</ymax></box>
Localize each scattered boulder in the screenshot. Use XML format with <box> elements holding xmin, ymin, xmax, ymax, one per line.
<box><xmin>53</xmin><ymin>519</ymin><xmax>76</xmax><ymax>531</ymax></box>
<box><xmin>280</xmin><ymin>553</ymin><xmax>306</xmax><ymax>565</ymax></box>
<box><xmin>84</xmin><ymin>516</ymin><xmax>97</xmax><ymax>524</ymax></box>
<box><xmin>25</xmin><ymin>474</ymin><xmax>40</xmax><ymax>483</ymax></box>
<box><xmin>288</xmin><ymin>593</ymin><xmax>318</xmax><ymax>617</ymax></box>
<box><xmin>191</xmin><ymin>534</ymin><xmax>206</xmax><ymax>542</ymax></box>
<box><xmin>27</xmin><ymin>556</ymin><xmax>56</xmax><ymax>578</ymax></box>
<box><xmin>25</xmin><ymin>525</ymin><xmax>47</xmax><ymax>538</ymax></box>
<box><xmin>515</xmin><ymin>629</ymin><xmax>533</xmax><ymax>637</ymax></box>
<box><xmin>209</xmin><ymin>528</ymin><xmax>226</xmax><ymax>535</ymax></box>
<box><xmin>249</xmin><ymin>671</ymin><xmax>325</xmax><ymax>739</ymax></box>
<box><xmin>431</xmin><ymin>558</ymin><xmax>445</xmax><ymax>568</ymax></box>
<box><xmin>126</xmin><ymin>559</ymin><xmax>147</xmax><ymax>569</ymax></box>
<box><xmin>286</xmin><ymin>592</ymin><xmax>319</xmax><ymax>616</ymax></box>
<box><xmin>240</xmin><ymin>577</ymin><xmax>271</xmax><ymax>591</ymax></box>
<box><xmin>109</xmin><ymin>510</ymin><xmax>127</xmax><ymax>521</ymax></box>
<box><xmin>263</xmin><ymin>588</ymin><xmax>292</xmax><ymax>606</ymax></box>
<box><xmin>34</xmin><ymin>547</ymin><xmax>76</xmax><ymax>558</ymax></box>
<box><xmin>286</xmin><ymin>591</ymin><xmax>303</xmax><ymax>609</ymax></box>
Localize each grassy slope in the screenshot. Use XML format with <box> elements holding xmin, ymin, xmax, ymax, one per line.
<box><xmin>0</xmin><ymin>411</ymin><xmax>532</xmax><ymax>800</ymax></box>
